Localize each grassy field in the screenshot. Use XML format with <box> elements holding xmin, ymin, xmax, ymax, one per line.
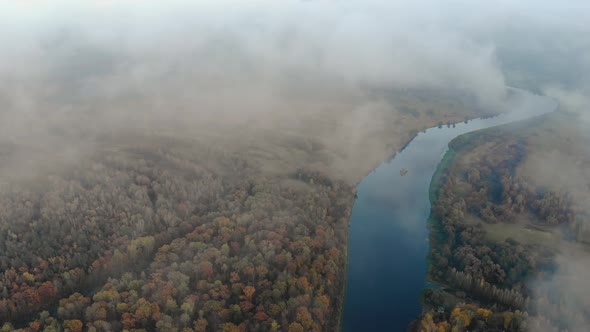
<box><xmin>462</xmin><ymin>211</ymin><xmax>562</xmax><ymax>248</ymax></box>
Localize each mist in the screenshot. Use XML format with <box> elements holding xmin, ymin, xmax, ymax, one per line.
<box><xmin>3</xmin><ymin>1</ymin><xmax>587</xmax><ymax>180</ymax></box>
<box><xmin>1</xmin><ymin>1</ymin><xmax>590</xmax><ymax>330</ymax></box>
<box><xmin>0</xmin><ymin>0</ymin><xmax>516</xmax><ymax>183</ymax></box>
<box><xmin>2</xmin><ymin>1</ymin><xmax>588</xmax><ymax>132</ymax></box>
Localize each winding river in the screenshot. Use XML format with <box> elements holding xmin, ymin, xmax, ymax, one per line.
<box><xmin>341</xmin><ymin>88</ymin><xmax>558</xmax><ymax>332</ymax></box>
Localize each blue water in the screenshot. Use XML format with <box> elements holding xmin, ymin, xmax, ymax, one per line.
<box><xmin>341</xmin><ymin>88</ymin><xmax>558</xmax><ymax>332</ymax></box>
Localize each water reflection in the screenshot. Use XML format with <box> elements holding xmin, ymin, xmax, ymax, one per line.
<box><xmin>341</xmin><ymin>88</ymin><xmax>557</xmax><ymax>332</ymax></box>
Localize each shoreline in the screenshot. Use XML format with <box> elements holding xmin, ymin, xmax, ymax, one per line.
<box><xmin>425</xmin><ymin>145</ymin><xmax>457</xmax><ymax>291</ymax></box>
<box><xmin>339</xmin><ymin>86</ymin><xmax>559</xmax><ymax>331</ymax></box>
<box><xmin>422</xmin><ymin>97</ymin><xmax>561</xmax><ymax>309</ymax></box>
<box><xmin>338</xmin><ymin>112</ymin><xmax>504</xmax><ymax>331</ymax></box>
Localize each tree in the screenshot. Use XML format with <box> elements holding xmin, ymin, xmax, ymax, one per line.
<box><xmin>63</xmin><ymin>320</ymin><xmax>83</xmax><ymax>332</ymax></box>
<box><xmin>121</xmin><ymin>312</ymin><xmax>136</xmax><ymax>329</ymax></box>
<box><xmin>253</xmin><ymin>311</ymin><xmax>269</xmax><ymax>321</ymax></box>
<box><xmin>219</xmin><ymin>323</ymin><xmax>240</xmax><ymax>332</ymax></box>
<box><xmin>296</xmin><ymin>307</ymin><xmax>313</xmax><ymax>329</ymax></box>
<box><xmin>242</xmin><ymin>286</ymin><xmax>256</xmax><ymax>302</ymax></box>
<box><xmin>450</xmin><ymin>307</ymin><xmax>471</xmax><ymax>329</ymax></box>
<box><xmin>193</xmin><ymin>318</ymin><xmax>208</xmax><ymax>332</ymax></box>
<box><xmin>287</xmin><ymin>322</ymin><xmax>305</xmax><ymax>332</ymax></box>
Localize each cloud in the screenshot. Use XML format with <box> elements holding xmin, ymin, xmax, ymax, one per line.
<box><xmin>0</xmin><ymin>2</ymin><xmax>586</xmax><ymax>184</ymax></box>
<box><xmin>0</xmin><ymin>0</ymin><xmax>520</xmax><ymax>185</ymax></box>
<box><xmin>529</xmin><ymin>251</ymin><xmax>590</xmax><ymax>332</ymax></box>
<box><xmin>0</xmin><ymin>0</ymin><xmax>508</xmax><ymax>125</ymax></box>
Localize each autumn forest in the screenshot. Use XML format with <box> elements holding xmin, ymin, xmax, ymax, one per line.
<box><xmin>0</xmin><ymin>141</ymin><xmax>353</xmax><ymax>332</ymax></box>
<box><xmin>414</xmin><ymin>112</ymin><xmax>589</xmax><ymax>332</ymax></box>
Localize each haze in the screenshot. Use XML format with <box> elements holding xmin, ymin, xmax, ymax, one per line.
<box><xmin>0</xmin><ymin>1</ymin><xmax>589</xmax><ymax>331</ymax></box>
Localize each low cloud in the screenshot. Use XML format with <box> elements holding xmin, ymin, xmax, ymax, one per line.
<box><xmin>0</xmin><ymin>1</ymin><xmax>510</xmax><ymax>129</ymax></box>
<box><xmin>0</xmin><ymin>0</ymin><xmax>518</xmax><ymax>184</ymax></box>
<box><xmin>529</xmin><ymin>251</ymin><xmax>590</xmax><ymax>332</ymax></box>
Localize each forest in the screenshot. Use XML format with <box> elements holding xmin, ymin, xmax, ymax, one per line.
<box><xmin>413</xmin><ymin>112</ymin><xmax>589</xmax><ymax>332</ymax></box>
<box><xmin>0</xmin><ymin>140</ymin><xmax>354</xmax><ymax>332</ymax></box>
<box><xmin>0</xmin><ymin>52</ymin><xmax>492</xmax><ymax>331</ymax></box>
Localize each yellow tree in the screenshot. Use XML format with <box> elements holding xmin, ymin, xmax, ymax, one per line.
<box><xmin>63</xmin><ymin>320</ymin><xmax>83</xmax><ymax>332</ymax></box>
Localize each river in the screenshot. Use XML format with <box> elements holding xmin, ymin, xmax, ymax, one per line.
<box><xmin>341</xmin><ymin>88</ymin><xmax>558</xmax><ymax>332</ymax></box>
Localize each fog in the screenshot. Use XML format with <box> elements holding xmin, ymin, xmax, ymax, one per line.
<box><xmin>0</xmin><ymin>0</ymin><xmax>514</xmax><ymax>184</ymax></box>
<box><xmin>1</xmin><ymin>2</ymin><xmax>587</xmax><ymax>133</ymax></box>
<box><xmin>495</xmin><ymin>3</ymin><xmax>590</xmax><ymax>329</ymax></box>
<box><xmin>2</xmin><ymin>1</ymin><xmax>587</xmax><ymax>179</ymax></box>
<box><xmin>1</xmin><ymin>1</ymin><xmax>590</xmax><ymax>330</ymax></box>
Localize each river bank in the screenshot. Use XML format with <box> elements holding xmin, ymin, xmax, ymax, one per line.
<box><xmin>413</xmin><ymin>109</ymin><xmax>590</xmax><ymax>331</ymax></box>
<box><xmin>341</xmin><ymin>88</ymin><xmax>558</xmax><ymax>331</ymax></box>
